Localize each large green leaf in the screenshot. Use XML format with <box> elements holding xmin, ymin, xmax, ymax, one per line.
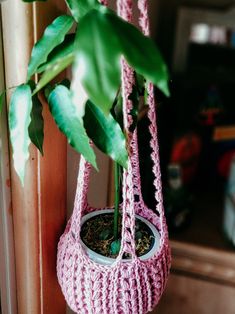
<box><xmin>48</xmin><ymin>85</ymin><xmax>97</xmax><ymax>168</ymax></box>
<box><xmin>73</xmin><ymin>8</ymin><xmax>169</xmax><ymax>117</ymax></box>
<box><xmin>32</xmin><ymin>53</ymin><xmax>74</xmax><ymax>95</ymax></box>
<box><xmin>84</xmin><ymin>100</ymin><xmax>128</xmax><ymax>168</ymax></box>
<box><xmin>37</xmin><ymin>34</ymin><xmax>75</xmax><ymax>74</ymax></box>
<box><xmin>74</xmin><ymin>9</ymin><xmax>121</xmax><ymax>115</ymax></box>
<box><xmin>107</xmin><ymin>13</ymin><xmax>170</xmax><ymax>97</ymax></box>
<box><xmin>70</xmin><ymin>57</ymin><xmax>89</xmax><ymax>119</ymax></box>
<box><xmin>9</xmin><ymin>85</ymin><xmax>32</xmax><ymax>184</ymax></box>
<box><xmin>27</xmin><ymin>15</ymin><xmax>74</xmax><ymax>80</ymax></box>
<box><xmin>28</xmin><ymin>93</ymin><xmax>44</xmax><ymax>155</ymax></box>
<box><xmin>66</xmin><ymin>0</ymin><xmax>100</xmax><ymax>22</ymax></box>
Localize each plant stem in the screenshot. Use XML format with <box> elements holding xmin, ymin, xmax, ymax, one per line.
<box><xmin>114</xmin><ymin>162</ymin><xmax>120</xmax><ymax>241</ymax></box>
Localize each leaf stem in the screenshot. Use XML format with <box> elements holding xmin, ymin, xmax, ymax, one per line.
<box><xmin>114</xmin><ymin>161</ymin><xmax>120</xmax><ymax>241</ymax></box>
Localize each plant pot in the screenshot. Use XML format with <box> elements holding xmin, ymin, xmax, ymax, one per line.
<box><xmin>80</xmin><ymin>209</ymin><xmax>161</xmax><ymax>265</ymax></box>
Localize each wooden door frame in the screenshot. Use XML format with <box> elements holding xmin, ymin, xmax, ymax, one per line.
<box><xmin>0</xmin><ymin>8</ymin><xmax>17</xmax><ymax>313</ymax></box>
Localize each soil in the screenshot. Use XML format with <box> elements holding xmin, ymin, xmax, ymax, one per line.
<box><xmin>80</xmin><ymin>213</ymin><xmax>155</xmax><ymax>258</ymax></box>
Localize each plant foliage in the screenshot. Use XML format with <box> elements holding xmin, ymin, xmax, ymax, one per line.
<box><xmin>8</xmin><ymin>0</ymin><xmax>170</xmax><ymax>183</ymax></box>
<box><xmin>27</xmin><ymin>15</ymin><xmax>74</xmax><ymax>81</ymax></box>
<box><xmin>84</xmin><ymin>101</ymin><xmax>128</xmax><ymax>168</ymax></box>
<box><xmin>48</xmin><ymin>85</ymin><xmax>97</xmax><ymax>169</ymax></box>
<box><xmin>9</xmin><ymin>85</ymin><xmax>33</xmax><ymax>184</ymax></box>
<box><xmin>28</xmin><ymin>91</ymin><xmax>44</xmax><ymax>155</ymax></box>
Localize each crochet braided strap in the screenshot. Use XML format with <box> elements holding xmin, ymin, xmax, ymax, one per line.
<box><xmin>57</xmin><ymin>0</ymin><xmax>171</xmax><ymax>313</ymax></box>
<box><xmin>137</xmin><ymin>0</ymin><xmax>165</xmax><ymax>233</ymax></box>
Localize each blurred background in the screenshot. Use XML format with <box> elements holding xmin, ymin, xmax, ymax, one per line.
<box><xmin>139</xmin><ymin>1</ymin><xmax>235</xmax><ymax>313</ymax></box>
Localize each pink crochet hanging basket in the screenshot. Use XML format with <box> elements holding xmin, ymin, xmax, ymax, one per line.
<box><xmin>57</xmin><ymin>0</ymin><xmax>171</xmax><ymax>313</ymax></box>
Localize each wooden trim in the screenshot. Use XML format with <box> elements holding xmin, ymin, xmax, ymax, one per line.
<box><xmin>171</xmin><ymin>240</ymin><xmax>235</xmax><ymax>286</ymax></box>
<box><xmin>1</xmin><ymin>2</ymin><xmax>41</xmax><ymax>313</ymax></box>
<box><xmin>1</xmin><ymin>1</ymin><xmax>67</xmax><ymax>313</ymax></box>
<box><xmin>0</xmin><ymin>10</ymin><xmax>17</xmax><ymax>313</ymax></box>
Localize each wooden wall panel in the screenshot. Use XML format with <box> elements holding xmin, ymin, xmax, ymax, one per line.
<box><xmin>0</xmin><ymin>16</ymin><xmax>17</xmax><ymax>313</ymax></box>
<box><xmin>1</xmin><ymin>1</ymin><xmax>67</xmax><ymax>313</ymax></box>
<box><xmin>1</xmin><ymin>2</ymin><xmax>41</xmax><ymax>313</ymax></box>
<box><xmin>35</xmin><ymin>3</ymin><xmax>67</xmax><ymax>314</ymax></box>
<box><xmin>39</xmin><ymin>103</ymin><xmax>67</xmax><ymax>314</ymax></box>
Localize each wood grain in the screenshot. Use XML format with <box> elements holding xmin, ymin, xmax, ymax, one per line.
<box><xmin>149</xmin><ymin>241</ymin><xmax>235</xmax><ymax>314</ymax></box>
<box><xmin>1</xmin><ymin>2</ymin><xmax>41</xmax><ymax>313</ymax></box>
<box><xmin>152</xmin><ymin>273</ymin><xmax>235</xmax><ymax>314</ymax></box>
<box><xmin>35</xmin><ymin>2</ymin><xmax>67</xmax><ymax>313</ymax></box>
<box><xmin>171</xmin><ymin>240</ymin><xmax>235</xmax><ymax>286</ymax></box>
<box><xmin>1</xmin><ymin>1</ymin><xmax>67</xmax><ymax>313</ymax></box>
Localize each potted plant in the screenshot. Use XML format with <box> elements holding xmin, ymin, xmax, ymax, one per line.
<box><xmin>5</xmin><ymin>0</ymin><xmax>171</xmax><ymax>312</ymax></box>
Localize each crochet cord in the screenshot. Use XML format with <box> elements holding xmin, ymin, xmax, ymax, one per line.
<box><xmin>70</xmin><ymin>157</ymin><xmax>91</xmax><ymax>239</ymax></box>
<box><xmin>117</xmin><ymin>0</ymin><xmax>137</xmax><ymax>258</ymax></box>
<box><xmin>137</xmin><ymin>0</ymin><xmax>164</xmax><ymax>231</ymax></box>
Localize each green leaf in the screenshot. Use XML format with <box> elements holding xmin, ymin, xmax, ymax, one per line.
<box><xmin>37</xmin><ymin>34</ymin><xmax>75</xmax><ymax>74</ymax></box>
<box><xmin>74</xmin><ymin>9</ymin><xmax>121</xmax><ymax>115</ymax></box>
<box><xmin>84</xmin><ymin>100</ymin><xmax>128</xmax><ymax>168</ymax></box>
<box><xmin>32</xmin><ymin>53</ymin><xmax>74</xmax><ymax>95</ymax></box>
<box><xmin>44</xmin><ymin>84</ymin><xmax>54</xmax><ymax>99</ymax></box>
<box><xmin>128</xmin><ymin>85</ymin><xmax>139</xmax><ymax>132</ymax></box>
<box><xmin>110</xmin><ymin>239</ymin><xmax>121</xmax><ymax>255</ymax></box>
<box><xmin>73</xmin><ymin>8</ymin><xmax>169</xmax><ymax>117</ymax></box>
<box><xmin>27</xmin><ymin>15</ymin><xmax>74</xmax><ymax>80</ymax></box>
<box><xmin>70</xmin><ymin>57</ymin><xmax>89</xmax><ymax>119</ymax></box>
<box><xmin>99</xmin><ymin>229</ymin><xmax>112</xmax><ymax>240</ymax></box>
<box><xmin>108</xmin><ymin>13</ymin><xmax>170</xmax><ymax>97</ymax></box>
<box><xmin>60</xmin><ymin>79</ymin><xmax>71</xmax><ymax>89</ymax></box>
<box><xmin>0</xmin><ymin>91</ymin><xmax>5</xmax><ymax>115</ymax></box>
<box><xmin>9</xmin><ymin>85</ymin><xmax>33</xmax><ymax>184</ymax></box>
<box><xmin>28</xmin><ymin>93</ymin><xmax>44</xmax><ymax>155</ymax></box>
<box><xmin>112</xmin><ymin>91</ymin><xmax>123</xmax><ymax>128</ymax></box>
<box><xmin>66</xmin><ymin>0</ymin><xmax>100</xmax><ymax>22</ymax></box>
<box><xmin>48</xmin><ymin>85</ymin><xmax>97</xmax><ymax>168</ymax></box>
<box><xmin>135</xmin><ymin>73</ymin><xmax>146</xmax><ymax>96</ymax></box>
<box><xmin>135</xmin><ymin>231</ymin><xmax>143</xmax><ymax>240</ymax></box>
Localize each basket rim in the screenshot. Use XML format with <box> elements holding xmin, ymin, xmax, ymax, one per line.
<box><xmin>58</xmin><ymin>208</ymin><xmax>170</xmax><ymax>272</ymax></box>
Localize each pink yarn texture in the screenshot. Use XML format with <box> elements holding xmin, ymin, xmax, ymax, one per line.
<box><xmin>57</xmin><ymin>0</ymin><xmax>171</xmax><ymax>313</ymax></box>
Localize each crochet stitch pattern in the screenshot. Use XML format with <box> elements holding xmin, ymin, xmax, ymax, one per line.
<box><xmin>57</xmin><ymin>0</ymin><xmax>171</xmax><ymax>313</ymax></box>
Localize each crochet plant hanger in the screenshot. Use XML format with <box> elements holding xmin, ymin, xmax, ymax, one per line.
<box><xmin>57</xmin><ymin>0</ymin><xmax>171</xmax><ymax>313</ymax></box>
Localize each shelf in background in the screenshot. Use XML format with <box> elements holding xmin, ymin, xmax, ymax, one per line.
<box><xmin>171</xmin><ymin>186</ymin><xmax>234</xmax><ymax>253</ymax></box>
<box><xmin>169</xmin><ymin>186</ymin><xmax>235</xmax><ymax>286</ymax></box>
<box><xmin>171</xmin><ymin>240</ymin><xmax>235</xmax><ymax>287</ymax></box>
